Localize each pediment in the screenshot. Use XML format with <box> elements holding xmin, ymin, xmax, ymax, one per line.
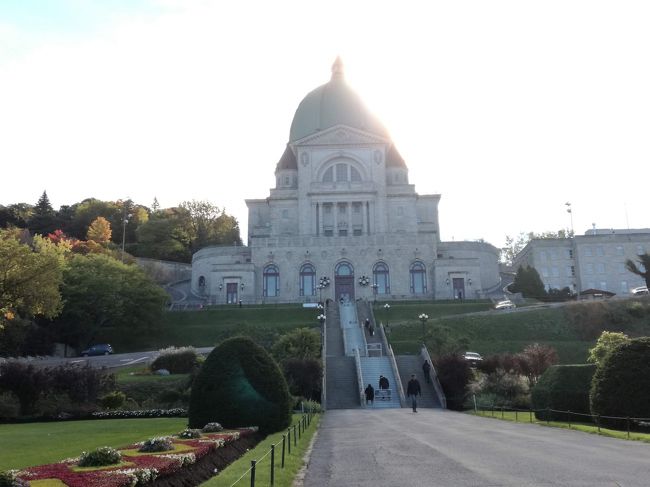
<box><xmin>293</xmin><ymin>125</ymin><xmax>390</xmax><ymax>147</ymax></box>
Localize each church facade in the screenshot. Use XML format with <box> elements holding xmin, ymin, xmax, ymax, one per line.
<box><xmin>191</xmin><ymin>59</ymin><xmax>500</xmax><ymax>304</ymax></box>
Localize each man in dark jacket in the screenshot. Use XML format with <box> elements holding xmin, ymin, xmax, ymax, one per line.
<box><xmin>422</xmin><ymin>360</ymin><xmax>432</xmax><ymax>384</ymax></box>
<box><xmin>406</xmin><ymin>374</ymin><xmax>421</xmax><ymax>412</ymax></box>
<box><xmin>364</xmin><ymin>384</ymin><xmax>375</xmax><ymax>405</ymax></box>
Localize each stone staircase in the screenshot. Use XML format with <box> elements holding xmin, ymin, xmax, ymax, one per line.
<box><xmin>395</xmin><ymin>355</ymin><xmax>442</xmax><ymax>408</ymax></box>
<box><xmin>359</xmin><ymin>356</ymin><xmax>401</xmax><ymax>409</ymax></box>
<box><xmin>357</xmin><ymin>300</ymin><xmax>383</xmax><ymax>354</ymax></box>
<box><xmin>325</xmin><ymin>301</ymin><xmax>361</xmax><ymax>409</ymax></box>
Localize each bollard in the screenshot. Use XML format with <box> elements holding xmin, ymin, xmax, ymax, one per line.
<box><xmin>627</xmin><ymin>417</ymin><xmax>630</xmax><ymax>439</ymax></box>
<box><xmin>567</xmin><ymin>410</ymin><xmax>571</xmax><ymax>428</ymax></box>
<box><xmin>282</xmin><ymin>434</ymin><xmax>286</xmax><ymax>467</ymax></box>
<box><xmin>501</xmin><ymin>407</ymin><xmax>504</xmax><ymax>419</ymax></box>
<box><xmin>287</xmin><ymin>428</ymin><xmax>292</xmax><ymax>455</ymax></box>
<box><xmin>250</xmin><ymin>460</ymin><xmax>256</xmax><ymax>487</ymax></box>
<box><xmin>270</xmin><ymin>444</ymin><xmax>275</xmax><ymax>486</ymax></box>
<box><xmin>529</xmin><ymin>408</ymin><xmax>533</xmax><ymax>423</ymax></box>
<box><xmin>515</xmin><ymin>410</ymin><xmax>518</xmax><ymax>423</ymax></box>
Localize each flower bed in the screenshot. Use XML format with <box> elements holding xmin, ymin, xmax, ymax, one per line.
<box><xmin>16</xmin><ymin>427</ymin><xmax>258</xmax><ymax>487</ymax></box>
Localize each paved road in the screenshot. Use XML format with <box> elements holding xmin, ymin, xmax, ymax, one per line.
<box><xmin>303</xmin><ymin>409</ymin><xmax>650</xmax><ymax>487</ymax></box>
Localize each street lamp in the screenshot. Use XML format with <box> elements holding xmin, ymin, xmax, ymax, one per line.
<box><xmin>418</xmin><ymin>313</ymin><xmax>429</xmax><ymax>344</ymax></box>
<box><xmin>565</xmin><ymin>202</ymin><xmax>574</xmax><ymax>236</ymax></box>
<box><xmin>371</xmin><ymin>283</ymin><xmax>378</xmax><ymax>303</ymax></box>
<box><xmin>384</xmin><ymin>303</ymin><xmax>391</xmax><ymax>335</ymax></box>
<box><xmin>317</xmin><ymin>313</ymin><xmax>326</xmax><ymax>328</ymax></box>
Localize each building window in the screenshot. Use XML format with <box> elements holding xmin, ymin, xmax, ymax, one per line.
<box><xmin>336</xmin><ymin>262</ymin><xmax>353</xmax><ymax>276</ymax></box>
<box><xmin>551</xmin><ymin>250</ymin><xmax>557</xmax><ymax>260</ymax></box>
<box><xmin>571</xmin><ymin>265</ymin><xmax>575</xmax><ymax>276</ymax></box>
<box><xmin>552</xmin><ymin>267</ymin><xmax>559</xmax><ymax>277</ymax></box>
<box><xmin>410</xmin><ymin>261</ymin><xmax>427</xmax><ymax>294</ymax></box>
<box><xmin>336</xmin><ymin>163</ymin><xmax>347</xmax><ymax>181</ymax></box>
<box><xmin>616</xmin><ymin>246</ymin><xmax>624</xmax><ymax>255</ymax></box>
<box><xmin>541</xmin><ymin>267</ymin><xmax>549</xmax><ymax>278</ymax></box>
<box><xmin>600</xmin><ymin>281</ymin><xmax>607</xmax><ymax>291</ymax></box>
<box><xmin>567</xmin><ymin>249</ymin><xmax>574</xmax><ymax>259</ymax></box>
<box><xmin>586</xmin><ymin>264</ymin><xmax>594</xmax><ymax>274</ymax></box>
<box><xmin>621</xmin><ymin>281</ymin><xmax>628</xmax><ymax>294</ymax></box>
<box><xmin>373</xmin><ymin>262</ymin><xmax>390</xmax><ymax>294</ymax></box>
<box><xmin>299</xmin><ymin>264</ymin><xmax>315</xmax><ymax>297</ymax></box>
<box><xmin>198</xmin><ymin>276</ymin><xmax>205</xmax><ymax>287</ymax></box>
<box><xmin>323</xmin><ymin>167</ymin><xmax>333</xmax><ymax>183</ymax></box>
<box><xmin>324</xmin><ymin>204</ymin><xmax>332</xmax><ymax>214</ymax></box>
<box><xmin>350</xmin><ymin>166</ymin><xmax>361</xmax><ymax>182</ymax></box>
<box><xmin>596</xmin><ymin>246</ymin><xmax>605</xmax><ymax>256</ymax></box>
<box><xmin>338</xmin><ymin>229</ymin><xmax>348</xmax><ymax>236</ymax></box>
<box><xmin>353</xmin><ymin>228</ymin><xmax>362</xmax><ymax>236</ymax></box>
<box><xmin>263</xmin><ymin>265</ymin><xmax>280</xmax><ymax>297</ymax></box>
<box><xmin>282</xmin><ymin>209</ymin><xmax>289</xmax><ymax>218</ymax></box>
<box><xmin>587</xmin><ymin>281</ymin><xmax>596</xmax><ymax>290</ymax></box>
<box><xmin>597</xmin><ymin>263</ymin><xmax>605</xmax><ymax>274</ymax></box>
<box><xmin>618</xmin><ymin>263</ymin><xmax>626</xmax><ymax>274</ymax></box>
<box><xmin>585</xmin><ymin>246</ymin><xmax>592</xmax><ymax>257</ymax></box>
<box><xmin>638</xmin><ymin>245</ymin><xmax>645</xmax><ymax>255</ymax></box>
<box><xmin>323</xmin><ymin>163</ymin><xmax>363</xmax><ymax>183</ymax></box>
<box><xmin>324</xmin><ymin>229</ymin><xmax>333</xmax><ymax>237</ymax></box>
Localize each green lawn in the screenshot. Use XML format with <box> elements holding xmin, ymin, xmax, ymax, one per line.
<box><xmin>0</xmin><ymin>418</ymin><xmax>188</xmax><ymax>470</ymax></box>
<box><xmin>202</xmin><ymin>414</ymin><xmax>320</xmax><ymax>487</ymax></box>
<box><xmin>470</xmin><ymin>410</ymin><xmax>650</xmax><ymax>443</ymax></box>
<box><xmin>97</xmin><ymin>305</ymin><xmax>318</xmax><ymax>352</ymax></box>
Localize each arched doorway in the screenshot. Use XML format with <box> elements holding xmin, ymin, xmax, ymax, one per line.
<box><xmin>335</xmin><ymin>262</ymin><xmax>355</xmax><ymax>302</ymax></box>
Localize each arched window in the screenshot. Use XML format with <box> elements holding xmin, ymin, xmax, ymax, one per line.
<box><xmin>263</xmin><ymin>264</ymin><xmax>280</xmax><ymax>297</ymax></box>
<box><xmin>336</xmin><ymin>262</ymin><xmax>354</xmax><ymax>276</ymax></box>
<box><xmin>321</xmin><ymin>162</ymin><xmax>363</xmax><ymax>183</ymax></box>
<box><xmin>373</xmin><ymin>262</ymin><xmax>390</xmax><ymax>295</ymax></box>
<box><xmin>299</xmin><ymin>263</ymin><xmax>316</xmax><ymax>296</ymax></box>
<box><xmin>323</xmin><ymin>167</ymin><xmax>333</xmax><ymax>182</ymax></box>
<box><xmin>410</xmin><ymin>262</ymin><xmax>427</xmax><ymax>294</ymax></box>
<box><xmin>198</xmin><ymin>276</ymin><xmax>205</xmax><ymax>287</ymax></box>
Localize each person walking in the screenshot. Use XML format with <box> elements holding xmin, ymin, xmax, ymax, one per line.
<box><xmin>406</xmin><ymin>374</ymin><xmax>421</xmax><ymax>412</ymax></box>
<box><xmin>422</xmin><ymin>359</ymin><xmax>431</xmax><ymax>384</ymax></box>
<box><xmin>364</xmin><ymin>384</ymin><xmax>375</xmax><ymax>406</ymax></box>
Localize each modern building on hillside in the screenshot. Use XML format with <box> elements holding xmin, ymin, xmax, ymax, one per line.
<box><xmin>191</xmin><ymin>59</ymin><xmax>500</xmax><ymax>304</ymax></box>
<box><xmin>512</xmin><ymin>228</ymin><xmax>650</xmax><ymax>295</ymax></box>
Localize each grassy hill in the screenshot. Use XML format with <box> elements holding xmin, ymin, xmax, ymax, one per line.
<box><xmin>385</xmin><ymin>298</ymin><xmax>650</xmax><ymax>363</ymax></box>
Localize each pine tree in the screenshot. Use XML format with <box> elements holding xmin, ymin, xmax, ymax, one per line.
<box><xmin>151</xmin><ymin>197</ymin><xmax>160</xmax><ymax>212</ymax></box>
<box><xmin>34</xmin><ymin>191</ymin><xmax>54</xmax><ymax>216</ymax></box>
<box><xmin>28</xmin><ymin>191</ymin><xmax>57</xmax><ymax>235</ymax></box>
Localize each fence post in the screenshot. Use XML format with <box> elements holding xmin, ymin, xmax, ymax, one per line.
<box><xmin>282</xmin><ymin>434</ymin><xmax>286</xmax><ymax>467</ymax></box>
<box><xmin>298</xmin><ymin>420</ymin><xmax>302</xmax><ymax>440</ymax></box>
<box><xmin>627</xmin><ymin>417</ymin><xmax>630</xmax><ymax>439</ymax></box>
<box><xmin>270</xmin><ymin>444</ymin><xmax>275</xmax><ymax>486</ymax></box>
<box><xmin>250</xmin><ymin>460</ymin><xmax>256</xmax><ymax>487</ymax></box>
<box><xmin>597</xmin><ymin>415</ymin><xmax>601</xmax><ymax>433</ymax></box>
<box><xmin>515</xmin><ymin>410</ymin><xmax>518</xmax><ymax>422</ymax></box>
<box><xmin>501</xmin><ymin>407</ymin><xmax>504</xmax><ymax>419</ymax></box>
<box><xmin>287</xmin><ymin>428</ymin><xmax>292</xmax><ymax>455</ymax></box>
<box><xmin>294</xmin><ymin>424</ymin><xmax>297</xmax><ymax>447</ymax></box>
<box><xmin>546</xmin><ymin>408</ymin><xmax>550</xmax><ymax>425</ymax></box>
<box><xmin>567</xmin><ymin>410</ymin><xmax>571</xmax><ymax>428</ymax></box>
<box><xmin>529</xmin><ymin>408</ymin><xmax>533</xmax><ymax>423</ymax></box>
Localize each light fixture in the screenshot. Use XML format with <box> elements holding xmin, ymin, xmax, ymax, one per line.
<box><xmin>218</xmin><ymin>284</ymin><xmax>223</xmax><ymax>291</ymax></box>
<box><xmin>240</xmin><ymin>282</ymin><xmax>245</xmax><ymax>290</ymax></box>
<box><xmin>468</xmin><ymin>278</ymin><xmax>472</xmax><ymax>286</ymax></box>
<box><xmin>445</xmin><ymin>278</ymin><xmax>450</xmax><ymax>286</ymax></box>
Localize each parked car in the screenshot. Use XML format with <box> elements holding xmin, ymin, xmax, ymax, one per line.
<box><xmin>81</xmin><ymin>344</ymin><xmax>113</xmax><ymax>356</ymax></box>
<box><xmin>631</xmin><ymin>286</ymin><xmax>649</xmax><ymax>296</ymax></box>
<box><xmin>463</xmin><ymin>351</ymin><xmax>483</xmax><ymax>366</ymax></box>
<box><xmin>495</xmin><ymin>299</ymin><xmax>516</xmax><ymax>310</ymax></box>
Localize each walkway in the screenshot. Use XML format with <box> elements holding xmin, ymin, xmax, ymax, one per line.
<box><xmin>303</xmin><ymin>409</ymin><xmax>650</xmax><ymax>487</ymax></box>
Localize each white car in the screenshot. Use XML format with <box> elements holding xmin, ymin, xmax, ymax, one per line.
<box><xmin>464</xmin><ymin>352</ymin><xmax>483</xmax><ymax>366</ymax></box>
<box><xmin>631</xmin><ymin>286</ymin><xmax>649</xmax><ymax>296</ymax></box>
<box><xmin>495</xmin><ymin>300</ymin><xmax>516</xmax><ymax>310</ymax></box>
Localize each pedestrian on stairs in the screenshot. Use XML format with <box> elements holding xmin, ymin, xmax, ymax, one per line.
<box><xmin>422</xmin><ymin>360</ymin><xmax>432</xmax><ymax>384</ymax></box>
<box><xmin>407</xmin><ymin>374</ymin><xmax>421</xmax><ymax>412</ymax></box>
<box><xmin>364</xmin><ymin>384</ymin><xmax>375</xmax><ymax>405</ymax></box>
<box><xmin>379</xmin><ymin>375</ymin><xmax>389</xmax><ymax>390</ymax></box>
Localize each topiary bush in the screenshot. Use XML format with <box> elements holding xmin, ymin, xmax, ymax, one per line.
<box><xmin>151</xmin><ymin>346</ymin><xmax>201</xmax><ymax>374</ymax></box>
<box><xmin>201</xmin><ymin>422</ymin><xmax>223</xmax><ymax>433</ymax></box>
<box><xmin>78</xmin><ymin>447</ymin><xmax>122</xmax><ymax>467</ymax></box>
<box><xmin>177</xmin><ymin>428</ymin><xmax>201</xmax><ymax>439</ymax></box>
<box><xmin>532</xmin><ymin>364</ymin><xmax>596</xmax><ymax>421</ymax></box>
<box><xmin>590</xmin><ymin>337</ymin><xmax>650</xmax><ymax>426</ymax></box>
<box><xmin>188</xmin><ymin>336</ymin><xmax>292</xmax><ymax>433</ymax></box>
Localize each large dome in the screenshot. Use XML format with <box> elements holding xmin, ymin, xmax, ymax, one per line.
<box><xmin>289</xmin><ymin>58</ymin><xmax>390</xmax><ymax>142</ymax></box>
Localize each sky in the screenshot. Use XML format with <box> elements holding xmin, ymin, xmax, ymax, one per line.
<box><xmin>1</xmin><ymin>0</ymin><xmax>649</xmax><ymax>249</ymax></box>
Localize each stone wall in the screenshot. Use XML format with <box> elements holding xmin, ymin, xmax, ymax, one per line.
<box><xmin>136</xmin><ymin>257</ymin><xmax>192</xmax><ymax>285</ymax></box>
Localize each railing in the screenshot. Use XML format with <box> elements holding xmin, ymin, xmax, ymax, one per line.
<box><xmin>380</xmin><ymin>322</ymin><xmax>405</xmax><ymax>407</ymax></box>
<box><xmin>354</xmin><ymin>348</ymin><xmax>366</xmax><ymax>408</ymax></box>
<box><xmin>367</xmin><ymin>343</ymin><xmax>382</xmax><ymax>356</ymax></box>
<box><xmin>229</xmin><ymin>412</ymin><xmax>317</xmax><ymax>487</ymax></box>
<box><xmin>420</xmin><ymin>345</ymin><xmax>447</xmax><ymax>409</ymax></box>
<box><xmin>471</xmin><ymin>401</ymin><xmax>650</xmax><ymax>439</ymax></box>
<box><xmin>339</xmin><ymin>303</ymin><xmax>349</xmax><ymax>357</ymax></box>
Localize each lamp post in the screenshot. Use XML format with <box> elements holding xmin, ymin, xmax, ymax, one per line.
<box><xmin>371</xmin><ymin>283</ymin><xmax>378</xmax><ymax>303</ymax></box>
<box><xmin>384</xmin><ymin>303</ymin><xmax>391</xmax><ymax>336</ymax></box>
<box><xmin>565</xmin><ymin>202</ymin><xmax>574</xmax><ymax>236</ymax></box>
<box><xmin>418</xmin><ymin>313</ymin><xmax>429</xmax><ymax>345</ymax></box>
<box><xmin>318</xmin><ymin>277</ymin><xmax>330</xmax><ymax>304</ymax></box>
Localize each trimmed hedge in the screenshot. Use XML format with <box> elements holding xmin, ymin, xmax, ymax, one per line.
<box><xmin>151</xmin><ymin>347</ymin><xmax>200</xmax><ymax>374</ymax></box>
<box><xmin>188</xmin><ymin>336</ymin><xmax>292</xmax><ymax>433</ymax></box>
<box><xmin>532</xmin><ymin>364</ymin><xmax>596</xmax><ymax>421</ymax></box>
<box><xmin>590</xmin><ymin>337</ymin><xmax>650</xmax><ymax>422</ymax></box>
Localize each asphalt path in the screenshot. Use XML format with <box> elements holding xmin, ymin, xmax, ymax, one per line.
<box><xmin>303</xmin><ymin>409</ymin><xmax>650</xmax><ymax>487</ymax></box>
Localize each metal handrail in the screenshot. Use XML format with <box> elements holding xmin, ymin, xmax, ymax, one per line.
<box><xmin>378</xmin><ymin>321</ymin><xmax>405</xmax><ymax>407</ymax></box>
<box><xmin>321</xmin><ymin>312</ymin><xmax>327</xmax><ymax>411</ymax></box>
<box><xmin>354</xmin><ymin>347</ymin><xmax>366</xmax><ymax>408</ymax></box>
<box><xmin>356</xmin><ymin>303</ymin><xmax>369</xmax><ymax>357</ymax></box>
<box><xmin>420</xmin><ymin>345</ymin><xmax>447</xmax><ymax>409</ymax></box>
<box><xmin>338</xmin><ymin>302</ymin><xmax>349</xmax><ymax>356</ymax></box>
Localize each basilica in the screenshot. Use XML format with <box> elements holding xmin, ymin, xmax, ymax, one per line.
<box><xmin>191</xmin><ymin>59</ymin><xmax>500</xmax><ymax>304</ymax></box>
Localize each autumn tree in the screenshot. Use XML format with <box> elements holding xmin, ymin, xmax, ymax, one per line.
<box><xmin>86</xmin><ymin>217</ymin><xmax>112</xmax><ymax>244</ymax></box>
<box><xmin>517</xmin><ymin>343</ymin><xmax>558</xmax><ymax>386</ymax></box>
<box><xmin>625</xmin><ymin>253</ymin><xmax>650</xmax><ymax>289</ymax></box>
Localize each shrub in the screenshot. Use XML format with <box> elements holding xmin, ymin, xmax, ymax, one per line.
<box><xmin>201</xmin><ymin>422</ymin><xmax>223</xmax><ymax>433</ymax></box>
<box><xmin>91</xmin><ymin>408</ymin><xmax>186</xmax><ymax>419</ymax></box>
<box><xmin>188</xmin><ymin>336</ymin><xmax>292</xmax><ymax>433</ymax></box>
<box><xmin>434</xmin><ymin>354</ymin><xmax>472</xmax><ymax>410</ymax></box>
<box><xmin>532</xmin><ymin>364</ymin><xmax>596</xmax><ymax>421</ymax></box>
<box><xmin>151</xmin><ymin>347</ymin><xmax>200</xmax><ymax>374</ymax></box>
<box><xmin>117</xmin><ymin>375</ymin><xmax>188</xmax><ymax>406</ymax></box>
<box><xmin>0</xmin><ymin>470</ymin><xmax>28</xmax><ymax>487</ymax></box>
<box><xmin>78</xmin><ymin>447</ymin><xmax>122</xmax><ymax>467</ymax></box>
<box><xmin>282</xmin><ymin>358</ymin><xmax>322</xmax><ymax>401</ymax></box>
<box><xmin>300</xmin><ymin>399</ymin><xmax>323</xmax><ymax>413</ymax></box>
<box><xmin>587</xmin><ymin>331</ymin><xmax>630</xmax><ymax>367</ymax></box>
<box><xmin>178</xmin><ymin>428</ymin><xmax>201</xmax><ymax>439</ymax></box>
<box><xmin>517</xmin><ymin>343</ymin><xmax>558</xmax><ymax>386</ymax></box>
<box><xmin>271</xmin><ymin>328</ymin><xmax>321</xmax><ymax>362</ymax></box>
<box><xmin>590</xmin><ymin>338</ymin><xmax>650</xmax><ymax>424</ymax></box>
<box><xmin>100</xmin><ymin>391</ymin><xmax>126</xmax><ymax>410</ymax></box>
<box><xmin>0</xmin><ymin>361</ymin><xmax>50</xmax><ymax>415</ymax></box>
<box><xmin>48</xmin><ymin>364</ymin><xmax>115</xmax><ymax>405</ymax></box>
<box><xmin>138</xmin><ymin>437</ymin><xmax>174</xmax><ymax>453</ymax></box>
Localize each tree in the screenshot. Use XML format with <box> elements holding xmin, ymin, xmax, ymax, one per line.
<box><xmin>510</xmin><ymin>266</ymin><xmax>547</xmax><ymax>299</ymax></box>
<box><xmin>28</xmin><ymin>191</ymin><xmax>58</xmax><ymax>236</ymax></box>
<box><xmin>177</xmin><ymin>200</ymin><xmax>242</xmax><ymax>252</ymax></box>
<box><xmin>86</xmin><ymin>217</ymin><xmax>112</xmax><ymax>244</ymax></box>
<box><xmin>587</xmin><ymin>331</ymin><xmax>631</xmax><ymax>367</ymax></box>
<box><xmin>625</xmin><ymin>253</ymin><xmax>650</xmax><ymax>289</ymax></box>
<box><xmin>271</xmin><ymin>327</ymin><xmax>321</xmax><ymax>363</ymax></box>
<box><xmin>517</xmin><ymin>343</ymin><xmax>558</xmax><ymax>386</ymax></box>
<box><xmin>0</xmin><ymin>203</ymin><xmax>33</xmax><ymax>228</ymax></box>
<box><xmin>134</xmin><ymin>217</ymin><xmax>190</xmax><ymax>262</ymax></box>
<box><xmin>434</xmin><ymin>354</ymin><xmax>472</xmax><ymax>410</ymax></box>
<box><xmin>49</xmin><ymin>253</ymin><xmax>167</xmax><ymax>349</ymax></box>
<box><xmin>0</xmin><ymin>230</ymin><xmax>63</xmax><ymax>327</ymax></box>
<box><xmin>500</xmin><ymin>229</ymin><xmax>574</xmax><ymax>265</ymax></box>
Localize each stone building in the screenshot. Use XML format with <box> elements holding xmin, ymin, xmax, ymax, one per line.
<box><xmin>512</xmin><ymin>228</ymin><xmax>650</xmax><ymax>295</ymax></box>
<box><xmin>191</xmin><ymin>59</ymin><xmax>500</xmax><ymax>304</ymax></box>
